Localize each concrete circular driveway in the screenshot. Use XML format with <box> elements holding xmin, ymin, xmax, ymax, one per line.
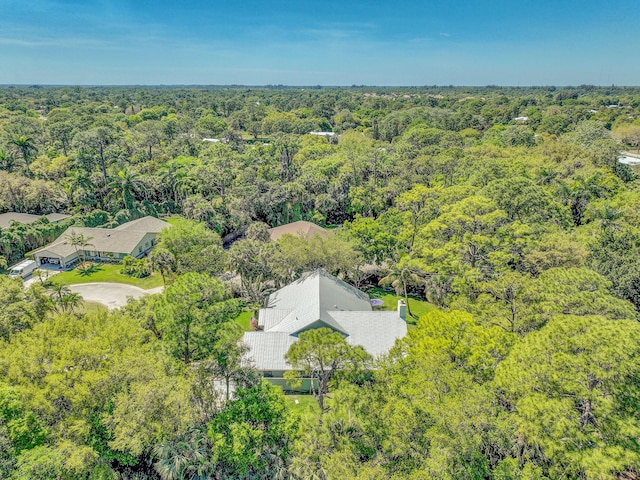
<box><xmin>69</xmin><ymin>283</ymin><xmax>164</xmax><ymax>310</ymax></box>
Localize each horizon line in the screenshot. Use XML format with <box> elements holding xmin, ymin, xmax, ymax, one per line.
<box><xmin>0</xmin><ymin>83</ymin><xmax>637</xmax><ymax>89</ymax></box>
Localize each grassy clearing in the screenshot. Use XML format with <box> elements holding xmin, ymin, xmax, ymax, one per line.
<box><xmin>364</xmin><ymin>286</ymin><xmax>437</xmax><ymax>324</ymax></box>
<box><xmin>285</xmin><ymin>394</ymin><xmax>319</xmax><ymax>416</ymax></box>
<box><xmin>77</xmin><ymin>301</ymin><xmax>108</xmax><ymax>315</ymax></box>
<box><xmin>234</xmin><ymin>310</ymin><xmax>254</xmax><ymax>331</ymax></box>
<box><xmin>163</xmin><ymin>216</ymin><xmax>187</xmax><ymax>226</ymax></box>
<box><xmin>50</xmin><ymin>263</ymin><xmax>164</xmax><ymax>289</ymax></box>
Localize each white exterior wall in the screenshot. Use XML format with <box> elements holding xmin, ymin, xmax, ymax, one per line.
<box><xmin>132</xmin><ymin>232</ymin><xmax>158</xmax><ymax>257</ymax></box>
<box><xmin>34</xmin><ymin>250</ymin><xmax>79</xmax><ymax>268</ymax></box>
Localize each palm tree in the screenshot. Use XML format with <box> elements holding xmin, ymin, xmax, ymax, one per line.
<box><xmin>10</xmin><ymin>135</ymin><xmax>37</xmax><ymax>177</ymax></box>
<box><xmin>64</xmin><ymin>231</ymin><xmax>94</xmax><ymax>268</ymax></box>
<box><xmin>153</xmin><ymin>428</ymin><xmax>214</xmax><ymax>480</ymax></box>
<box><xmin>50</xmin><ymin>284</ymin><xmax>82</xmax><ymax>314</ymax></box>
<box><xmin>147</xmin><ymin>247</ymin><xmax>176</xmax><ymax>285</ymax></box>
<box><xmin>110</xmin><ymin>166</ymin><xmax>144</xmax><ymax>210</ymax></box>
<box><xmin>379</xmin><ymin>260</ymin><xmax>425</xmax><ymax>319</ymax></box>
<box><xmin>159</xmin><ymin>160</ymin><xmax>191</xmax><ymax>207</ymax></box>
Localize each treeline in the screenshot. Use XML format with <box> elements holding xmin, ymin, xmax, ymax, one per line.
<box><xmin>0</xmin><ymin>86</ymin><xmax>640</xmax><ymax>478</ymax></box>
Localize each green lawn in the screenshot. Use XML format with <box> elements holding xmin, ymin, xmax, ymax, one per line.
<box><xmin>163</xmin><ymin>216</ymin><xmax>187</xmax><ymax>226</ymax></box>
<box><xmin>234</xmin><ymin>310</ymin><xmax>254</xmax><ymax>331</ymax></box>
<box><xmin>78</xmin><ymin>301</ymin><xmax>109</xmax><ymax>315</ymax></box>
<box><xmin>285</xmin><ymin>394</ymin><xmax>319</xmax><ymax>416</ymax></box>
<box><xmin>364</xmin><ymin>286</ymin><xmax>437</xmax><ymax>324</ymax></box>
<box><xmin>50</xmin><ymin>263</ymin><xmax>164</xmax><ymax>289</ymax></box>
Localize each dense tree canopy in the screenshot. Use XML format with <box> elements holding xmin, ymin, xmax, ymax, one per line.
<box><xmin>1</xmin><ymin>85</ymin><xmax>640</xmax><ymax>479</ymax></box>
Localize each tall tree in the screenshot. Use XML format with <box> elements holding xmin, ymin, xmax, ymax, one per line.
<box><xmin>495</xmin><ymin>315</ymin><xmax>640</xmax><ymax>479</ymax></box>
<box><xmin>72</xmin><ymin>126</ymin><xmax>116</xmax><ymax>183</ymax></box>
<box><xmin>156</xmin><ymin>272</ymin><xmax>241</xmax><ymax>364</ymax></box>
<box><xmin>207</xmin><ymin>380</ymin><xmax>297</xmax><ymax>478</ymax></box>
<box><xmin>109</xmin><ymin>166</ymin><xmax>144</xmax><ymax>210</ymax></box>
<box><xmin>285</xmin><ymin>328</ymin><xmax>370</xmax><ymax>411</ymax></box>
<box><xmin>64</xmin><ymin>231</ymin><xmax>94</xmax><ymax>268</ymax></box>
<box><xmin>10</xmin><ymin>135</ymin><xmax>37</xmax><ymax>177</ymax></box>
<box><xmin>379</xmin><ymin>260</ymin><xmax>425</xmax><ymax>319</ymax></box>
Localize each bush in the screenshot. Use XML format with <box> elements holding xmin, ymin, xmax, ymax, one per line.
<box><xmin>120</xmin><ymin>256</ymin><xmax>150</xmax><ymax>278</ymax></box>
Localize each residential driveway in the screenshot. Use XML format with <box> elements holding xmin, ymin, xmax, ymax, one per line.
<box><xmin>69</xmin><ymin>283</ymin><xmax>164</xmax><ymax>310</ymax></box>
<box><xmin>23</xmin><ymin>267</ymin><xmax>62</xmax><ymax>288</ymax></box>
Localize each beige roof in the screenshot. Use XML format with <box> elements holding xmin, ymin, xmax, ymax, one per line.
<box><xmin>0</xmin><ymin>212</ymin><xmax>70</xmax><ymax>229</ymax></box>
<box><xmin>114</xmin><ymin>216</ymin><xmax>170</xmax><ymax>233</ymax></box>
<box><xmin>268</xmin><ymin>221</ymin><xmax>329</xmax><ymax>242</ymax></box>
<box><xmin>36</xmin><ymin>242</ymin><xmax>77</xmax><ymax>258</ymax></box>
<box><xmin>34</xmin><ymin>216</ymin><xmax>170</xmax><ymax>257</ymax></box>
<box><xmin>45</xmin><ymin>213</ymin><xmax>71</xmax><ymax>223</ymax></box>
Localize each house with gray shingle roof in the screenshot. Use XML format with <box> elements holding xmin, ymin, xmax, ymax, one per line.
<box><xmin>0</xmin><ymin>212</ymin><xmax>70</xmax><ymax>229</ymax></box>
<box><xmin>243</xmin><ymin>269</ymin><xmax>407</xmax><ymax>387</ymax></box>
<box><xmin>33</xmin><ymin>216</ymin><xmax>170</xmax><ymax>268</ymax></box>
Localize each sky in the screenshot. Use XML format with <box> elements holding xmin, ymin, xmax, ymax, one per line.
<box><xmin>0</xmin><ymin>0</ymin><xmax>638</xmax><ymax>86</ymax></box>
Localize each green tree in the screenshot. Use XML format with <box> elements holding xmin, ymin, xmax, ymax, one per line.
<box><xmin>228</xmin><ymin>239</ymin><xmax>274</xmax><ymax>303</ymax></box>
<box><xmin>208</xmin><ymin>323</ymin><xmax>258</xmax><ymax>401</ymax></box>
<box><xmin>64</xmin><ymin>231</ymin><xmax>94</xmax><ymax>268</ymax></box>
<box><xmin>9</xmin><ymin>135</ymin><xmax>37</xmax><ymax>177</ymax></box>
<box><xmin>291</xmin><ymin>310</ymin><xmax>514</xmax><ymax>479</ymax></box>
<box><xmin>285</xmin><ymin>328</ymin><xmax>370</xmax><ymax>411</ymax></box>
<box><xmin>589</xmin><ymin>226</ymin><xmax>640</xmax><ymax>310</ymax></box>
<box><xmin>153</xmin><ymin>427</ymin><xmax>214</xmax><ymax>480</ymax></box>
<box><xmin>156</xmin><ymin>272</ymin><xmax>241</xmax><ymax>364</ymax></box>
<box><xmin>156</xmin><ymin>219</ymin><xmax>226</xmax><ymax>276</ymax></box>
<box><xmin>379</xmin><ymin>259</ymin><xmax>425</xmax><ymax>319</ymax></box>
<box><xmin>207</xmin><ymin>380</ymin><xmax>297</xmax><ymax>478</ymax></box>
<box><xmin>270</xmin><ymin>234</ymin><xmax>366</xmax><ymax>288</ymax></box>
<box><xmin>9</xmin><ymin>442</ymin><xmax>104</xmax><ymax>480</ymax></box>
<box><xmin>0</xmin><ymin>383</ymin><xmax>48</xmax><ymax>455</ymax></box>
<box><xmin>108</xmin><ymin>368</ymin><xmax>196</xmax><ymax>458</ymax></box>
<box><xmin>453</xmin><ymin>268</ymin><xmax>636</xmax><ymax>336</ymax></box>
<box><xmin>49</xmin><ymin>284</ymin><xmax>82</xmax><ymax>314</ymax></box>
<box><xmin>147</xmin><ymin>247</ymin><xmax>176</xmax><ymax>285</ymax></box>
<box><xmin>109</xmin><ymin>166</ymin><xmax>144</xmax><ymax>210</ymax></box>
<box><xmin>0</xmin><ymin>277</ymin><xmax>48</xmax><ymax>342</ymax></box>
<box><xmin>483</xmin><ymin>176</ymin><xmax>568</xmax><ymax>224</ymax></box>
<box><xmin>341</xmin><ymin>213</ymin><xmax>402</xmax><ymax>265</ymax></box>
<box><xmin>0</xmin><ymin>149</ymin><xmax>17</xmax><ymax>172</ymax></box>
<box><xmin>495</xmin><ymin>315</ymin><xmax>640</xmax><ymax>479</ymax></box>
<box><xmin>72</xmin><ymin>126</ymin><xmax>116</xmax><ymax>184</ymax></box>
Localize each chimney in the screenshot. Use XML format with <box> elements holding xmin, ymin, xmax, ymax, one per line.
<box><xmin>397</xmin><ymin>299</ymin><xmax>407</xmax><ymax>321</ymax></box>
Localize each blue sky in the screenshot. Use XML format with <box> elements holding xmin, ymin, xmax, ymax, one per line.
<box><xmin>0</xmin><ymin>0</ymin><xmax>637</xmax><ymax>85</ymax></box>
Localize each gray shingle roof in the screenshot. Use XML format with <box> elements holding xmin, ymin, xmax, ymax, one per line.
<box><xmin>44</xmin><ymin>213</ymin><xmax>71</xmax><ymax>223</ymax></box>
<box><xmin>243</xmin><ymin>270</ymin><xmax>407</xmax><ymax>371</ymax></box>
<box><xmin>0</xmin><ymin>212</ymin><xmax>70</xmax><ymax>229</ymax></box>
<box><xmin>34</xmin><ymin>216</ymin><xmax>170</xmax><ymax>257</ymax></box>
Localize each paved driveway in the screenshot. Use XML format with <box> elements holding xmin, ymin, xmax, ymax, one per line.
<box><xmin>69</xmin><ymin>283</ymin><xmax>164</xmax><ymax>310</ymax></box>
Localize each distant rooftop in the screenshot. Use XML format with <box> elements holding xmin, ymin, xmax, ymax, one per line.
<box><xmin>268</xmin><ymin>220</ymin><xmax>329</xmax><ymax>242</ymax></box>
<box><xmin>0</xmin><ymin>212</ymin><xmax>70</xmax><ymax>229</ymax></box>
<box><xmin>309</xmin><ymin>131</ymin><xmax>337</xmax><ymax>137</ymax></box>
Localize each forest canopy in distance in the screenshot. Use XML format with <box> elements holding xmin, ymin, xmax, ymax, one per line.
<box><xmin>0</xmin><ymin>84</ymin><xmax>640</xmax><ymax>479</ymax></box>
